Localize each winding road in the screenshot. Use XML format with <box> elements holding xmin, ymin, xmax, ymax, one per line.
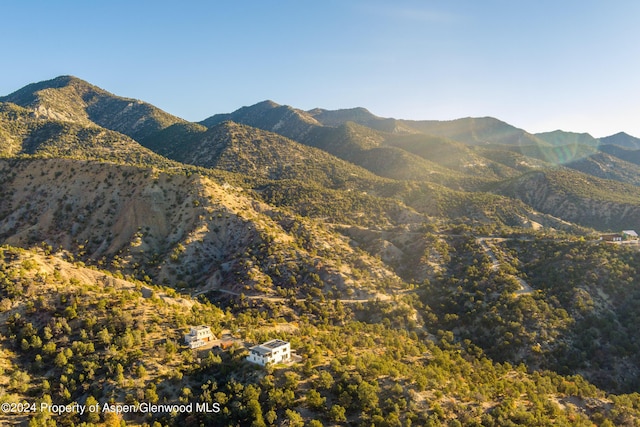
<box><xmin>194</xmin><ymin>287</ymin><xmax>393</xmax><ymax>304</ymax></box>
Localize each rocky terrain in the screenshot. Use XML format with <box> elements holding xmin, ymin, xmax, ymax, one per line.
<box><xmin>2</xmin><ymin>76</ymin><xmax>640</xmax><ymax>426</ymax></box>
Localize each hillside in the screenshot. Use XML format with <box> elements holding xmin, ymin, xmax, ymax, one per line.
<box><xmin>0</xmin><ymin>102</ymin><xmax>180</xmax><ymax>168</ymax></box>
<box><xmin>4</xmin><ymin>245</ymin><xmax>640</xmax><ymax>426</ymax></box>
<box><xmin>307</xmin><ymin>107</ymin><xmax>416</xmax><ymax>133</ymax></box>
<box><xmin>303</xmin><ymin>122</ymin><xmax>475</xmax><ymax>186</ymax></box>
<box><xmin>141</xmin><ymin>120</ymin><xmax>390</xmax><ymax>190</ymax></box>
<box><xmin>383</xmin><ymin>133</ymin><xmax>538</xmax><ymax>183</ymax></box>
<box><xmin>600</xmin><ymin>144</ymin><xmax>640</xmax><ymax>166</ymax></box>
<box><xmin>565</xmin><ymin>151</ymin><xmax>640</xmax><ymax>186</ymax></box>
<box><xmin>492</xmin><ymin>169</ymin><xmax>640</xmax><ymax>230</ymax></box>
<box><xmin>211</xmin><ymin>101</ymin><xmax>617</xmax><ymax>191</ymax></box>
<box><xmin>398</xmin><ymin>116</ymin><xmax>548</xmax><ymax>146</ymax></box>
<box><xmin>200</xmin><ymin>100</ymin><xmax>321</xmax><ymax>142</ymax></box>
<box><xmin>0</xmin><ymin>158</ymin><xmax>407</xmax><ymax>301</ymax></box>
<box><xmin>0</xmin><ymin>75</ymin><xmax>185</xmax><ymax>142</ymax></box>
<box><xmin>601</xmin><ymin>131</ymin><xmax>640</xmax><ymax>149</ymax></box>
<box><xmin>535</xmin><ymin>130</ymin><xmax>600</xmax><ymax>147</ymax></box>
<box><xmin>4</xmin><ymin>76</ymin><xmax>640</xmax><ymax>425</ymax></box>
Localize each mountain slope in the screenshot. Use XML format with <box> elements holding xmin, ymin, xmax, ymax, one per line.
<box><xmin>4</xmin><ymin>244</ymin><xmax>639</xmax><ymax>426</ymax></box>
<box><xmin>5</xmin><ymin>77</ymin><xmax>640</xmax><ymax>425</ymax></box>
<box><xmin>601</xmin><ymin>131</ymin><xmax>640</xmax><ymax>149</ymax></box>
<box><xmin>493</xmin><ymin>169</ymin><xmax>640</xmax><ymax>230</ymax></box>
<box><xmin>0</xmin><ymin>75</ymin><xmax>185</xmax><ymax>141</ymax></box>
<box><xmin>0</xmin><ymin>102</ymin><xmax>33</xmax><ymax>156</ymax></box>
<box><xmin>142</xmin><ymin>120</ymin><xmax>388</xmax><ymax>189</ymax></box>
<box><xmin>473</xmin><ymin>145</ymin><xmax>552</xmax><ymax>172</ymax></box>
<box><xmin>303</xmin><ymin>122</ymin><xmax>471</xmax><ymax>185</ymax></box>
<box><xmin>383</xmin><ymin>133</ymin><xmax>546</xmax><ymax>183</ymax></box>
<box><xmin>0</xmin><ymin>101</ymin><xmax>180</xmax><ymax>168</ymax></box>
<box><xmin>0</xmin><ymin>158</ymin><xmax>402</xmax><ymax>297</ymax></box>
<box><xmin>202</xmin><ymin>106</ymin><xmax>474</xmax><ymax>186</ymax></box>
<box><xmin>200</xmin><ymin>100</ymin><xmax>321</xmax><ymax>141</ymax></box>
<box><xmin>600</xmin><ymin>144</ymin><xmax>640</xmax><ymax>166</ymax></box>
<box><xmin>308</xmin><ymin>106</ymin><xmax>416</xmax><ymax>133</ymax></box>
<box><xmin>565</xmin><ymin>151</ymin><xmax>640</xmax><ymax>186</ymax></box>
<box><xmin>398</xmin><ymin>116</ymin><xmax>549</xmax><ymax>146</ymax></box>
<box><xmin>535</xmin><ymin>130</ymin><xmax>599</xmax><ymax>147</ymax></box>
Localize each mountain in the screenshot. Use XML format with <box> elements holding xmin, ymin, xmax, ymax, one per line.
<box><xmin>4</xmin><ymin>243</ymin><xmax>637</xmax><ymax>426</ymax></box>
<box><xmin>398</xmin><ymin>116</ymin><xmax>549</xmax><ymax>146</ymax></box>
<box><xmin>200</xmin><ymin>100</ymin><xmax>321</xmax><ymax>141</ymax></box>
<box><xmin>207</xmin><ymin>104</ymin><xmax>510</xmax><ymax>188</ymax></box>
<box><xmin>142</xmin><ymin>120</ymin><xmax>388</xmax><ymax>190</ymax></box>
<box><xmin>200</xmin><ymin>105</ymin><xmax>469</xmax><ymax>186</ymax></box>
<box><xmin>601</xmin><ymin>131</ymin><xmax>640</xmax><ymax>149</ymax></box>
<box><xmin>5</xmin><ymin>76</ymin><xmax>640</xmax><ymax>425</ymax></box>
<box><xmin>493</xmin><ymin>168</ymin><xmax>640</xmax><ymax>230</ymax></box>
<box><xmin>384</xmin><ymin>133</ymin><xmax>537</xmax><ymax>181</ymax></box>
<box><xmin>210</xmin><ymin>102</ymin><xmax>568</xmax><ymax>188</ymax></box>
<box><xmin>0</xmin><ymin>102</ymin><xmax>35</xmax><ymax>156</ymax></box>
<box><xmin>473</xmin><ymin>145</ymin><xmax>552</xmax><ymax>172</ymax></box>
<box><xmin>303</xmin><ymin>121</ymin><xmax>481</xmax><ymax>187</ymax></box>
<box><xmin>0</xmin><ymin>101</ymin><xmax>180</xmax><ymax>168</ymax></box>
<box><xmin>600</xmin><ymin>144</ymin><xmax>640</xmax><ymax>166</ymax></box>
<box><xmin>5</xmin><ymin>76</ymin><xmax>640</xmax><ymax>236</ymax></box>
<box><xmin>565</xmin><ymin>151</ymin><xmax>640</xmax><ymax>186</ymax></box>
<box><xmin>0</xmin><ymin>75</ymin><xmax>185</xmax><ymax>141</ymax></box>
<box><xmin>308</xmin><ymin>106</ymin><xmax>416</xmax><ymax>133</ymax></box>
<box><xmin>0</xmin><ymin>157</ymin><xmax>401</xmax><ymax>297</ymax></box>
<box><xmin>215</xmin><ymin>102</ymin><xmax>551</xmax><ymax>147</ymax></box>
<box><xmin>535</xmin><ymin>129</ymin><xmax>600</xmax><ymax>147</ymax></box>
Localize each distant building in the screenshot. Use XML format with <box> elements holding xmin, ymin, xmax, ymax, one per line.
<box><xmin>184</xmin><ymin>325</ymin><xmax>214</xmax><ymax>349</ymax></box>
<box><xmin>601</xmin><ymin>234</ymin><xmax>622</xmax><ymax>242</ymax></box>
<box><xmin>623</xmin><ymin>230</ymin><xmax>638</xmax><ymax>239</ymax></box>
<box><xmin>246</xmin><ymin>339</ymin><xmax>291</xmax><ymax>366</ymax></box>
<box><xmin>217</xmin><ymin>337</ymin><xmax>235</xmax><ymax>350</ymax></box>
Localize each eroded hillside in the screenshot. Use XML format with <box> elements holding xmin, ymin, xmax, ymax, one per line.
<box><xmin>0</xmin><ymin>158</ymin><xmax>401</xmax><ymax>298</ymax></box>
<box><xmin>2</xmin><ymin>245</ymin><xmax>640</xmax><ymax>426</ymax></box>
<box><xmin>4</xmin><ymin>76</ymin><xmax>640</xmax><ymax>426</ymax></box>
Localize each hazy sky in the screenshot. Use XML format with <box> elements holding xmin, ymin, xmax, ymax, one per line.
<box><xmin>2</xmin><ymin>1</ymin><xmax>639</xmax><ymax>137</ymax></box>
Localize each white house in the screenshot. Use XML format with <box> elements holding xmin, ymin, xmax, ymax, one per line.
<box><xmin>246</xmin><ymin>339</ymin><xmax>291</xmax><ymax>366</ymax></box>
<box><xmin>184</xmin><ymin>325</ymin><xmax>214</xmax><ymax>349</ymax></box>
<box><xmin>623</xmin><ymin>230</ymin><xmax>638</xmax><ymax>239</ymax></box>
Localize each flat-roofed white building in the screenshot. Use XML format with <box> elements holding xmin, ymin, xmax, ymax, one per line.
<box><xmin>246</xmin><ymin>339</ymin><xmax>291</xmax><ymax>366</ymax></box>
<box><xmin>184</xmin><ymin>325</ymin><xmax>214</xmax><ymax>349</ymax></box>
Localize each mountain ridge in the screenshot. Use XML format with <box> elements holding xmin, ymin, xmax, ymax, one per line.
<box><xmin>3</xmin><ymin>76</ymin><xmax>640</xmax><ymax>425</ymax></box>
<box><xmin>4</xmin><ymin>76</ymin><xmax>640</xmax><ymax>144</ymax></box>
<box><xmin>200</xmin><ymin>99</ymin><xmax>321</xmax><ymax>141</ymax></box>
<box><xmin>1</xmin><ymin>75</ymin><xmax>185</xmax><ymax>142</ymax></box>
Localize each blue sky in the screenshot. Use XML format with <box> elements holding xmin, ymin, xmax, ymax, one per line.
<box><xmin>2</xmin><ymin>1</ymin><xmax>639</xmax><ymax>137</ymax></box>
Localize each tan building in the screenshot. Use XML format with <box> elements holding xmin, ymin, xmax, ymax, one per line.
<box><xmin>184</xmin><ymin>325</ymin><xmax>214</xmax><ymax>349</ymax></box>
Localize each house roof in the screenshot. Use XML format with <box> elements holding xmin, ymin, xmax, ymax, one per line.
<box><xmin>261</xmin><ymin>339</ymin><xmax>289</xmax><ymax>349</ymax></box>
<box><xmin>249</xmin><ymin>339</ymin><xmax>289</xmax><ymax>356</ymax></box>
<box><xmin>250</xmin><ymin>346</ymin><xmax>273</xmax><ymax>356</ymax></box>
<box><xmin>623</xmin><ymin>230</ymin><xmax>638</xmax><ymax>237</ymax></box>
